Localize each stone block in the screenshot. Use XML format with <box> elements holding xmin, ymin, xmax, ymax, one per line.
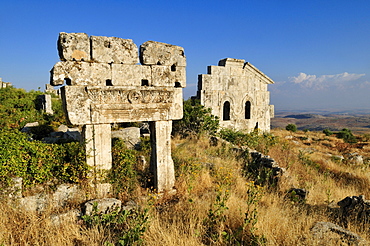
<box><xmin>112</xmin><ymin>127</ymin><xmax>141</xmax><ymax>149</ymax></box>
<box><xmin>218</xmin><ymin>58</ymin><xmax>245</xmax><ymax>68</ymax></box>
<box><xmin>52</xmin><ymin>184</ymin><xmax>79</xmax><ymax>207</ymax></box>
<box><xmin>84</xmin><ymin>198</ymin><xmax>121</xmax><ymax>216</ymax></box>
<box><xmin>140</xmin><ymin>41</ymin><xmax>186</xmax><ymax>66</ymax></box>
<box><xmin>51</xmin><ymin>61</ymin><xmax>111</xmax><ymax>86</ymax></box>
<box><xmin>207</xmin><ymin>65</ymin><xmax>230</xmax><ymax>76</ymax></box>
<box><xmin>91</xmin><ymin>36</ymin><xmax>138</xmax><ymax>64</ymax></box>
<box><xmin>111</xmin><ymin>64</ymin><xmax>151</xmax><ymax>86</ymax></box>
<box><xmin>58</xmin><ymin>32</ymin><xmax>90</xmax><ymax>62</ymax></box>
<box><xmin>151</xmin><ymin>65</ymin><xmax>186</xmax><ymax>87</ymax></box>
<box><xmin>36</xmin><ymin>94</ymin><xmax>53</xmax><ymax>114</ymax></box>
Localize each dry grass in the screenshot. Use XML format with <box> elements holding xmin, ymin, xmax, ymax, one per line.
<box><xmin>1</xmin><ymin>129</ymin><xmax>370</xmax><ymax>245</ymax></box>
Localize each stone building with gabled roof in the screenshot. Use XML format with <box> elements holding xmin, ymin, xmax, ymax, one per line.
<box><xmin>196</xmin><ymin>58</ymin><xmax>274</xmax><ymax>132</ymax></box>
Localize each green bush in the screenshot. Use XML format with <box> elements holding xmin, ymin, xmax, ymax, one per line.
<box><xmin>285</xmin><ymin>124</ymin><xmax>297</xmax><ymax>132</ymax></box>
<box><xmin>82</xmin><ymin>203</ymin><xmax>149</xmax><ymax>246</ymax></box>
<box><xmin>172</xmin><ymin>99</ymin><xmax>219</xmax><ymax>138</ymax></box>
<box><xmin>0</xmin><ymin>129</ymin><xmax>88</xmax><ymax>189</ymax></box>
<box><xmin>0</xmin><ymin>86</ymin><xmax>44</xmax><ymax>129</ymax></box>
<box><xmin>110</xmin><ymin>138</ymin><xmax>140</xmax><ymax>195</ymax></box>
<box><xmin>323</xmin><ymin>128</ymin><xmax>333</xmax><ymax>136</ymax></box>
<box><xmin>336</xmin><ymin>128</ymin><xmax>357</xmax><ymax>143</ymax></box>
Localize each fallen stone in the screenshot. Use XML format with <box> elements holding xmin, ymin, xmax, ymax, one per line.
<box><xmin>112</xmin><ymin>127</ymin><xmax>141</xmax><ymax>149</ymax></box>
<box><xmin>52</xmin><ymin>184</ymin><xmax>79</xmax><ymax>207</ymax></box>
<box><xmin>19</xmin><ymin>193</ymin><xmax>48</xmax><ymax>212</ymax></box>
<box><xmin>50</xmin><ymin>209</ymin><xmax>81</xmax><ymax>226</ymax></box>
<box><xmin>121</xmin><ymin>200</ymin><xmax>138</xmax><ymax>211</ymax></box>
<box><xmin>21</xmin><ymin>122</ymin><xmax>39</xmax><ymax>133</ymax></box>
<box><xmin>84</xmin><ymin>198</ymin><xmax>122</xmax><ymax>216</ymax></box>
<box><xmin>311</xmin><ymin>221</ymin><xmax>368</xmax><ymax>245</ymax></box>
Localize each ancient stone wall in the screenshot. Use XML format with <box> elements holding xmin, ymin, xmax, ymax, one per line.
<box><xmin>0</xmin><ymin>78</ymin><xmax>11</xmax><ymax>88</ymax></box>
<box><xmin>197</xmin><ymin>58</ymin><xmax>274</xmax><ymax>132</ymax></box>
<box><xmin>50</xmin><ymin>32</ymin><xmax>186</xmax><ymax>193</ymax></box>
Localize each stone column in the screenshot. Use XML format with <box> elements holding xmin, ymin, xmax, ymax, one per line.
<box><xmin>150</xmin><ymin>120</ymin><xmax>175</xmax><ymax>192</ymax></box>
<box><xmin>83</xmin><ymin>124</ymin><xmax>112</xmax><ymax>196</ymax></box>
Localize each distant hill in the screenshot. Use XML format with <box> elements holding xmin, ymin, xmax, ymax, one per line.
<box><xmin>272</xmin><ymin>111</ymin><xmax>370</xmax><ymax>134</ymax></box>
<box><xmin>284</xmin><ymin>114</ymin><xmax>325</xmax><ymax>119</ymax></box>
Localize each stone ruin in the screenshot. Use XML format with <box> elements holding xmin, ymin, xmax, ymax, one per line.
<box><xmin>50</xmin><ymin>32</ymin><xmax>186</xmax><ymax>194</ymax></box>
<box><xmin>0</xmin><ymin>78</ymin><xmax>12</xmax><ymax>88</ymax></box>
<box><xmin>196</xmin><ymin>58</ymin><xmax>274</xmax><ymax>132</ymax></box>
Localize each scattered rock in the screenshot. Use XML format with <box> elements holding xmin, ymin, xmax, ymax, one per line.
<box><xmin>84</xmin><ymin>198</ymin><xmax>122</xmax><ymax>216</ymax></box>
<box><xmin>337</xmin><ymin>195</ymin><xmax>370</xmax><ymax>227</ymax></box>
<box><xmin>286</xmin><ymin>188</ymin><xmax>308</xmax><ymax>202</ymax></box>
<box><xmin>122</xmin><ymin>200</ymin><xmax>138</xmax><ymax>211</ymax></box>
<box><xmin>50</xmin><ymin>209</ymin><xmax>81</xmax><ymax>226</ymax></box>
<box><xmin>19</xmin><ymin>193</ymin><xmax>48</xmax><ymax>212</ymax></box>
<box><xmin>112</xmin><ymin>127</ymin><xmax>141</xmax><ymax>149</ymax></box>
<box><xmin>52</xmin><ymin>184</ymin><xmax>79</xmax><ymax>207</ymax></box>
<box><xmin>21</xmin><ymin>122</ymin><xmax>39</xmax><ymax>133</ymax></box>
<box><xmin>311</xmin><ymin>221</ymin><xmax>368</xmax><ymax>245</ymax></box>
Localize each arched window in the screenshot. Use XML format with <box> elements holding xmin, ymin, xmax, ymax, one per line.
<box><xmin>245</xmin><ymin>101</ymin><xmax>251</xmax><ymax>119</ymax></box>
<box><xmin>223</xmin><ymin>101</ymin><xmax>230</xmax><ymax>121</ymax></box>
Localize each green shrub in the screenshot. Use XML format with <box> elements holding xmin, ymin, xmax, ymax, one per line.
<box><xmin>285</xmin><ymin>124</ymin><xmax>297</xmax><ymax>132</ymax></box>
<box><xmin>323</xmin><ymin>128</ymin><xmax>333</xmax><ymax>136</ymax></box>
<box><xmin>82</xmin><ymin>203</ymin><xmax>149</xmax><ymax>246</ymax></box>
<box><xmin>336</xmin><ymin>128</ymin><xmax>357</xmax><ymax>143</ymax></box>
<box><xmin>0</xmin><ymin>129</ymin><xmax>88</xmax><ymax>189</ymax></box>
<box><xmin>172</xmin><ymin>99</ymin><xmax>219</xmax><ymax>138</ymax></box>
<box><xmin>110</xmin><ymin>138</ymin><xmax>140</xmax><ymax>195</ymax></box>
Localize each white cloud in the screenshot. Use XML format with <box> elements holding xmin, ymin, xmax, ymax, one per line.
<box><xmin>289</xmin><ymin>72</ymin><xmax>365</xmax><ymax>90</ymax></box>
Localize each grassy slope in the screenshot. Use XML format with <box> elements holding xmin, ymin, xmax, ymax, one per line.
<box><xmin>1</xmin><ymin>129</ymin><xmax>370</xmax><ymax>245</ymax></box>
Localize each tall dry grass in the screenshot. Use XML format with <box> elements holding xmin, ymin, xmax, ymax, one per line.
<box><xmin>0</xmin><ymin>129</ymin><xmax>369</xmax><ymax>245</ymax></box>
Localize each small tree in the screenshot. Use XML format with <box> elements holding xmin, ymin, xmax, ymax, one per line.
<box><xmin>285</xmin><ymin>124</ymin><xmax>297</xmax><ymax>133</ymax></box>
<box><xmin>172</xmin><ymin>99</ymin><xmax>219</xmax><ymax>138</ymax></box>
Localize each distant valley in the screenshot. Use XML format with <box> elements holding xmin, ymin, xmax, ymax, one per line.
<box><xmin>271</xmin><ymin>110</ymin><xmax>370</xmax><ymax>134</ymax></box>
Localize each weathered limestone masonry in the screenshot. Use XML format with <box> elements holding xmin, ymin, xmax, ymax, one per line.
<box><xmin>50</xmin><ymin>32</ymin><xmax>186</xmax><ymax>193</ymax></box>
<box><xmin>0</xmin><ymin>78</ymin><xmax>12</xmax><ymax>88</ymax></box>
<box><xmin>197</xmin><ymin>58</ymin><xmax>274</xmax><ymax>132</ymax></box>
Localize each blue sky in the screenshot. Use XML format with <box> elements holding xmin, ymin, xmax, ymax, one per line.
<box><xmin>1</xmin><ymin>0</ymin><xmax>370</xmax><ymax>111</ymax></box>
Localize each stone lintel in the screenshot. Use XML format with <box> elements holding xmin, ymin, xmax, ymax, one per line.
<box><xmin>149</xmin><ymin>120</ymin><xmax>175</xmax><ymax>192</ymax></box>
<box><xmin>62</xmin><ymin>86</ymin><xmax>183</xmax><ymax>125</ymax></box>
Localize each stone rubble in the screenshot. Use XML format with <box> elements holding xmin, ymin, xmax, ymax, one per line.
<box><xmin>311</xmin><ymin>221</ymin><xmax>368</xmax><ymax>246</ymax></box>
